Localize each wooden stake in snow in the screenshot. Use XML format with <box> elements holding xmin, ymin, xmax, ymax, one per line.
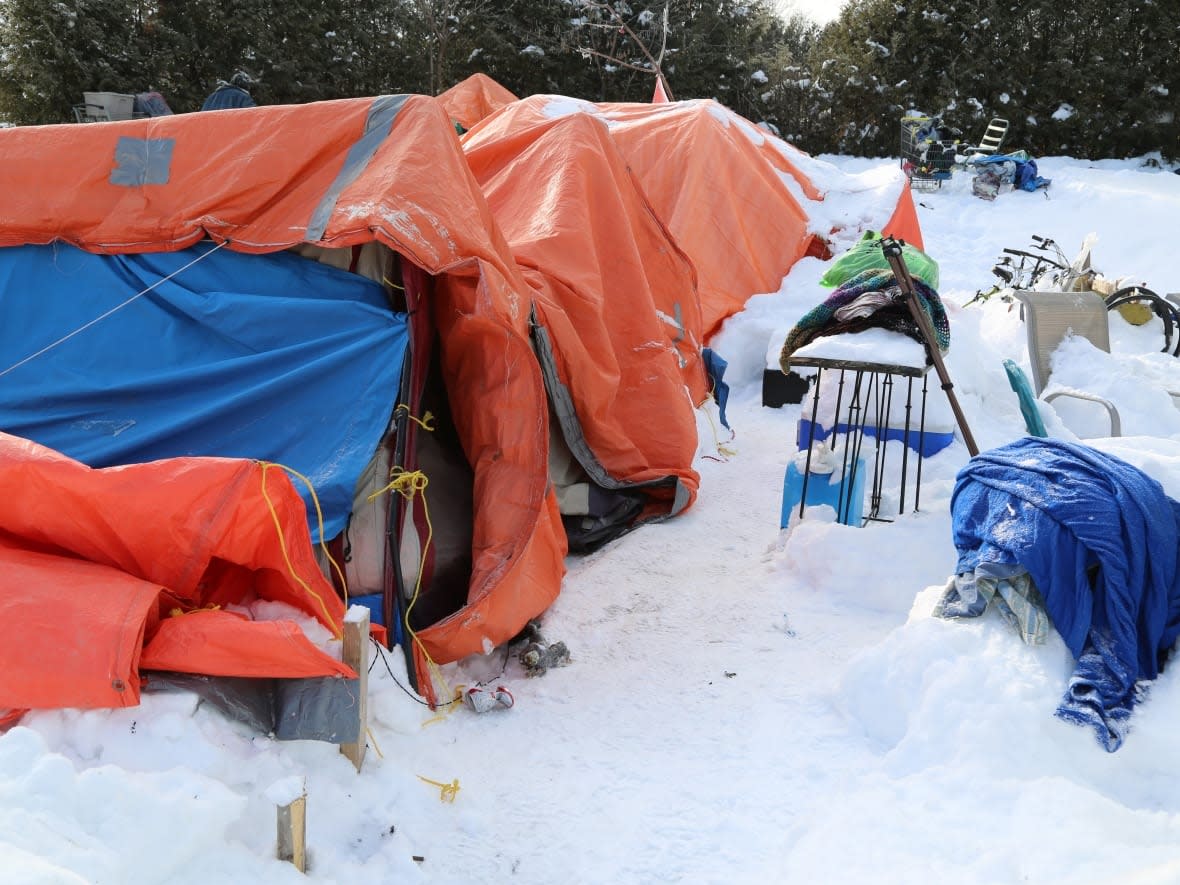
<box><xmin>339</xmin><ymin>605</ymin><xmax>370</xmax><ymax>772</ymax></box>
<box><xmin>271</xmin><ymin>777</ymin><xmax>308</xmax><ymax>873</ymax></box>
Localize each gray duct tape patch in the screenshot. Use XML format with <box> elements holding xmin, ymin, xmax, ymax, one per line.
<box><xmin>110</xmin><ymin>136</ymin><xmax>175</xmax><ymax>186</ymax></box>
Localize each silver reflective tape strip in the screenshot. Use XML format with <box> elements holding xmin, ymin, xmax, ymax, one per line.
<box><xmin>306</xmin><ymin>94</ymin><xmax>409</xmax><ymax>241</ymax></box>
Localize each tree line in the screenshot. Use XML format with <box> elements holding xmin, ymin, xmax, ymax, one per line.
<box><xmin>1</xmin><ymin>0</ymin><xmax>1176</xmax><ymax>159</ymax></box>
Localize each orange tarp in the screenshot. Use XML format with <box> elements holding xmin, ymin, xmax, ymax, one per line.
<box><xmin>882</xmin><ymin>183</ymin><xmax>924</xmax><ymax>251</ymax></box>
<box><xmin>462</xmin><ymin>108</ymin><xmax>703</xmax><ymax>516</ymax></box>
<box><xmin>0</xmin><ymin>96</ymin><xmax>565</xmax><ymax>669</ymax></box>
<box><xmin>438</xmin><ymin>73</ymin><xmax>519</xmax><ymax>131</ymax></box>
<box><xmin>140</xmin><ymin>610</ymin><xmax>356</xmax><ymax>679</ymax></box>
<box><xmin>465</xmin><ymin>96</ymin><xmax>923</xmax><ymax>338</ymax></box>
<box><xmin>465</xmin><ymin>96</ymin><xmax>823</xmax><ymax>338</ymax></box>
<box><xmin>0</xmin><ymin>433</ymin><xmax>353</xmax><ymax>710</ymax></box>
<box><xmin>0</xmin><ymin>545</ymin><xmax>161</xmax><ymax>708</ymax></box>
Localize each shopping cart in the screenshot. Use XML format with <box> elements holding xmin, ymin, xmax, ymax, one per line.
<box><xmin>899</xmin><ymin>115</ymin><xmax>958</xmax><ymax>191</ymax></box>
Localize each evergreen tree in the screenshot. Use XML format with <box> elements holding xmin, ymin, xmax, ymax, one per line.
<box><xmin>798</xmin><ymin>0</ymin><xmax>1179</xmax><ymax>159</ymax></box>
<box><xmin>327</xmin><ymin>0</ymin><xmax>432</xmax><ymax>97</ymax></box>
<box><xmin>1</xmin><ymin>0</ymin><xmax>1175</xmax><ymax>158</ymax></box>
<box><xmin>438</xmin><ymin>0</ymin><xmax>583</xmax><ymax>99</ymax></box>
<box><xmin>667</xmin><ymin>0</ymin><xmax>789</xmax><ymax>122</ymax></box>
<box><xmin>803</xmin><ymin>0</ymin><xmax>900</xmax><ymax>155</ymax></box>
<box><xmin>0</xmin><ymin>0</ymin><xmax>149</xmax><ymax>124</ymax></box>
<box><xmin>153</xmin><ymin>0</ymin><xmax>359</xmax><ymax>111</ymax></box>
<box><xmin>751</xmin><ymin>11</ymin><xmax>819</xmax><ymax>143</ymax></box>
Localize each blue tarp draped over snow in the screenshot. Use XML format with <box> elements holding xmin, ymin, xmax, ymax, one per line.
<box><xmin>952</xmin><ymin>437</ymin><xmax>1180</xmax><ymax>750</ymax></box>
<box><xmin>0</xmin><ymin>242</ymin><xmax>408</xmax><ymax>541</ymax></box>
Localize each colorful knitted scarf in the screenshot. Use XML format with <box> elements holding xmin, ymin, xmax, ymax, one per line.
<box><xmin>780</xmin><ymin>269</ymin><xmax>949</xmax><ymax>372</ymax></box>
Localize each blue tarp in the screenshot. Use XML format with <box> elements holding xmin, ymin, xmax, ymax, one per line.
<box><xmin>0</xmin><ymin>242</ymin><xmax>408</xmax><ymax>541</ymax></box>
<box><xmin>702</xmin><ymin>347</ymin><xmax>730</xmax><ymax>430</ymax></box>
<box><xmin>952</xmin><ymin>437</ymin><xmax>1180</xmax><ymax>750</ymax></box>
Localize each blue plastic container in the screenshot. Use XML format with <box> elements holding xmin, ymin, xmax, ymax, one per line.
<box><xmin>796</xmin><ymin>417</ymin><xmax>953</xmax><ymax>458</ymax></box>
<box><xmin>351</xmin><ymin>592</ymin><xmax>386</xmax><ymax>627</ymax></box>
<box><xmin>780</xmin><ymin>457</ymin><xmax>866</xmax><ymax>528</ymax></box>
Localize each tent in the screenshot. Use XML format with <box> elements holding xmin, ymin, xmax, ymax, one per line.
<box><xmin>460</xmin><ymin>107</ymin><xmax>705</xmax><ymax>551</ymax></box>
<box><xmin>464</xmin><ymin>95</ymin><xmax>924</xmax><ymax>339</ymax></box>
<box><xmin>0</xmin><ymin>95</ymin><xmax>568</xmax><ymax>706</ymax></box>
<box><xmin>0</xmin><ymin>90</ymin><xmax>924</xmax><ymax>714</ymax></box>
<box><xmin>437</xmin><ymin>73</ymin><xmax>519</xmax><ymax>132</ymax></box>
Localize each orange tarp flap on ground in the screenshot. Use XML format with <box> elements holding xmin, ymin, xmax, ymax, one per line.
<box><xmin>462</xmin><ymin>109</ymin><xmax>702</xmax><ymax>516</ymax></box>
<box><xmin>0</xmin><ymin>96</ymin><xmax>567</xmax><ymax>667</ymax></box>
<box><xmin>141</xmin><ymin>610</ymin><xmax>354</xmax><ymax>679</ymax></box>
<box><xmin>0</xmin><ymin>544</ymin><xmax>161</xmax><ymax>709</ymax></box>
<box><xmin>438</xmin><ymin>73</ymin><xmax>519</xmax><ymax>131</ymax></box>
<box><xmin>0</xmin><ymin>433</ymin><xmax>351</xmax><ymax>709</ymax></box>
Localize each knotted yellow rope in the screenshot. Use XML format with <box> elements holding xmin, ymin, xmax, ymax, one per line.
<box><xmin>417</xmin><ymin>775</ymin><xmax>461</xmax><ymax>803</ymax></box>
<box><xmin>366</xmin><ymin>464</ymin><xmax>455</xmax><ymax>706</ymax></box>
<box><xmin>394</xmin><ymin>403</ymin><xmax>435</xmax><ymax>432</ymax></box>
<box><xmin>702</xmin><ymin>404</ymin><xmax>737</xmax><ymax>460</ymax></box>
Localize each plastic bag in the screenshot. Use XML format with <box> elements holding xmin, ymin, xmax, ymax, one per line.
<box><xmin>819</xmin><ymin>231</ymin><xmax>940</xmax><ymax>290</ymax></box>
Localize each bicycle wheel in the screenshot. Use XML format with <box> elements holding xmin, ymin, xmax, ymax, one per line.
<box><xmin>1104</xmin><ymin>286</ymin><xmax>1179</xmax><ymax>355</ymax></box>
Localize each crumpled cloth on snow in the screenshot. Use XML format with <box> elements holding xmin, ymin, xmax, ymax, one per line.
<box><xmin>952</xmin><ymin>437</ymin><xmax>1180</xmax><ymax>751</ymax></box>
<box><xmin>935</xmin><ymin>563</ymin><xmax>1051</xmax><ymax>646</ymax></box>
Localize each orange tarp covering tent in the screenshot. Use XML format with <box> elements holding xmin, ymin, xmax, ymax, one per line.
<box><xmin>465</xmin><ymin>96</ymin><xmax>823</xmax><ymax>338</ymax></box>
<box><xmin>464</xmin><ymin>96</ymin><xmax>923</xmax><ymax>338</ymax></box>
<box><xmin>461</xmin><ymin>108</ymin><xmax>703</xmax><ymax>527</ymax></box>
<box><xmin>0</xmin><ymin>95</ymin><xmax>566</xmax><ymax>686</ymax></box>
<box><xmin>0</xmin><ymin>433</ymin><xmax>353</xmax><ymax>710</ymax></box>
<box><xmin>438</xmin><ymin>73</ymin><xmax>519</xmax><ymax>132</ymax></box>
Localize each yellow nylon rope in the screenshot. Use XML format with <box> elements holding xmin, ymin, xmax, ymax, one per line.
<box><xmin>394</xmin><ymin>403</ymin><xmax>436</xmax><ymax>432</ymax></box>
<box><xmin>417</xmin><ymin>775</ymin><xmax>461</xmax><ymax>803</ymax></box>
<box><xmin>365</xmin><ymin>726</ymin><xmax>385</xmax><ymax>759</ymax></box>
<box><xmin>167</xmin><ymin>603</ymin><xmax>222</xmax><ymax>618</ymax></box>
<box><xmin>702</xmin><ymin>404</ymin><xmax>737</xmax><ymax>459</ymax></box>
<box><xmin>258</xmin><ymin>461</ymin><xmax>345</xmax><ymax>639</ymax></box>
<box><xmin>367</xmin><ymin>465</ymin><xmax>454</xmax><ymax>703</ymax></box>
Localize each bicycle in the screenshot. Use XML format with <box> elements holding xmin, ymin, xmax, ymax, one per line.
<box><xmin>971</xmin><ymin>234</ymin><xmax>1096</xmax><ymax>299</ymax></box>
<box><xmin>970</xmin><ymin>234</ymin><xmax>1180</xmax><ymax>355</ymax></box>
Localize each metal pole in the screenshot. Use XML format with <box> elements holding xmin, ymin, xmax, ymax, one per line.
<box><xmin>880</xmin><ymin>237</ymin><xmax>979</xmax><ymax>457</ymax></box>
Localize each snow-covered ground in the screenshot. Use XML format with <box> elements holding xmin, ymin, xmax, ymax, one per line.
<box><xmin>6</xmin><ymin>154</ymin><xmax>1180</xmax><ymax>884</ymax></box>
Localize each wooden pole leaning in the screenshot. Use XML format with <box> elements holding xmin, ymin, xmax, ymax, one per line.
<box><xmin>880</xmin><ymin>237</ymin><xmax>980</xmax><ymax>457</ymax></box>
